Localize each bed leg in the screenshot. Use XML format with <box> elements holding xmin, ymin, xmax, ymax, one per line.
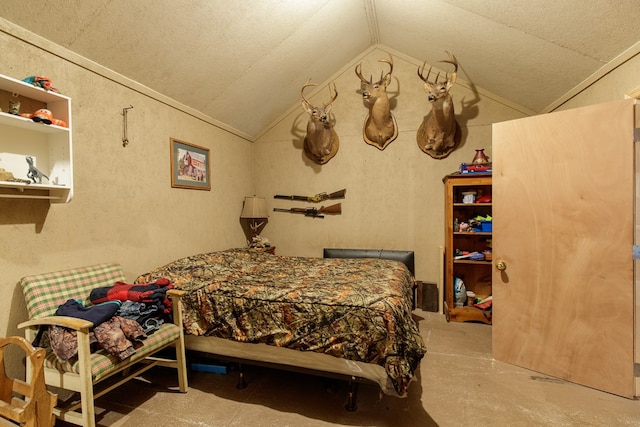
<box><xmin>345</xmin><ymin>380</ymin><xmax>359</xmax><ymax>412</ymax></box>
<box><xmin>236</xmin><ymin>363</ymin><xmax>247</xmax><ymax>389</ymax></box>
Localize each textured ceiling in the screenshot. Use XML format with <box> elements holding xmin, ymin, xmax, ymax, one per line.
<box><xmin>2</xmin><ymin>0</ymin><xmax>640</xmax><ymax>140</ymax></box>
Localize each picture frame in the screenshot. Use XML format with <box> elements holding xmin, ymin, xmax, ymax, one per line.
<box><xmin>170</xmin><ymin>137</ymin><xmax>211</xmax><ymax>190</ymax></box>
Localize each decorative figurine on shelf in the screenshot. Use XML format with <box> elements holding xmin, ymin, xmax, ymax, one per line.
<box><xmin>454</xmin><ymin>277</ymin><xmax>467</xmax><ymax>307</ymax></box>
<box><xmin>20</xmin><ymin>109</ymin><xmax>67</xmax><ymax>127</ymax></box>
<box><xmin>0</xmin><ymin>168</ymin><xmax>31</xmax><ymax>184</ymax></box>
<box><xmin>460</xmin><ymin>148</ymin><xmax>492</xmax><ymax>174</ymax></box>
<box><xmin>22</xmin><ymin>76</ymin><xmax>60</xmax><ymax>93</ymax></box>
<box><xmin>472</xmin><ymin>149</ymin><xmax>490</xmax><ymax>164</ymax></box>
<box><xmin>25</xmin><ymin>157</ymin><xmax>49</xmax><ymax>184</ymax></box>
<box><xmin>8</xmin><ymin>99</ymin><xmax>20</xmax><ymax>115</ymax></box>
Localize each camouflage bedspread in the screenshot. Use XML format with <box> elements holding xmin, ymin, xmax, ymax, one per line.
<box><xmin>135</xmin><ymin>248</ymin><xmax>426</xmax><ymax>395</ymax></box>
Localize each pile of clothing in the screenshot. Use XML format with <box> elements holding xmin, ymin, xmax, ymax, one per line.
<box><xmin>42</xmin><ymin>279</ymin><xmax>174</xmax><ymax>361</ymax></box>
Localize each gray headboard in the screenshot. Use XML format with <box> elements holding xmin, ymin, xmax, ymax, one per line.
<box><xmin>323</xmin><ymin>248</ymin><xmax>415</xmax><ymax>276</ymax></box>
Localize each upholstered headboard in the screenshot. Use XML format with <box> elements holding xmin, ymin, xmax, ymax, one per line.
<box><xmin>323</xmin><ymin>248</ymin><xmax>415</xmax><ymax>276</ymax></box>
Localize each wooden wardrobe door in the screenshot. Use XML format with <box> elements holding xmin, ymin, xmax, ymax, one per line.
<box><xmin>492</xmin><ymin>99</ymin><xmax>636</xmax><ymax>398</ymax></box>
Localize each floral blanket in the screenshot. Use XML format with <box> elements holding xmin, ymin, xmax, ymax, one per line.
<box><xmin>135</xmin><ymin>248</ymin><xmax>426</xmax><ymax>395</ymax></box>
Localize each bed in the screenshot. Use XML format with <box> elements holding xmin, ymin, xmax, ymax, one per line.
<box><xmin>134</xmin><ymin>248</ymin><xmax>426</xmax><ymax>408</ymax></box>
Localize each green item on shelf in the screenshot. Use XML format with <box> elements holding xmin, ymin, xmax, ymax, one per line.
<box><xmin>474</xmin><ymin>214</ymin><xmax>492</xmax><ymax>221</ymax></box>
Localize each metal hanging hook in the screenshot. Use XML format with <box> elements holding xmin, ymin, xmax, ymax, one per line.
<box><xmin>122</xmin><ymin>105</ymin><xmax>133</xmax><ymax>147</ymax></box>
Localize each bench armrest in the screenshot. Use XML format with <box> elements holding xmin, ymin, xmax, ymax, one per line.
<box><xmin>167</xmin><ymin>289</ymin><xmax>185</xmax><ymax>328</ymax></box>
<box><xmin>18</xmin><ymin>316</ymin><xmax>93</xmax><ymax>333</ymax></box>
<box><xmin>167</xmin><ymin>289</ymin><xmax>185</xmax><ymax>299</ymax></box>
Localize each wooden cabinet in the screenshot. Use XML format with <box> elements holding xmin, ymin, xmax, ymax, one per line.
<box><xmin>0</xmin><ymin>73</ymin><xmax>73</xmax><ymax>203</ymax></box>
<box><xmin>443</xmin><ymin>173</ymin><xmax>492</xmax><ymax>324</ymax></box>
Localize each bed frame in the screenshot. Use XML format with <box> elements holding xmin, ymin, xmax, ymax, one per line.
<box><xmin>184</xmin><ymin>248</ymin><xmax>417</xmax><ymax>411</ymax></box>
<box><xmin>185</xmin><ymin>334</ymin><xmax>390</xmax><ymax>411</ymax></box>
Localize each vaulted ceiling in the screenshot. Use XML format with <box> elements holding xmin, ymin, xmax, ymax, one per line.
<box><xmin>2</xmin><ymin>0</ymin><xmax>640</xmax><ymax>140</ymax></box>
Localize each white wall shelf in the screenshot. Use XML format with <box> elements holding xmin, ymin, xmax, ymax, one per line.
<box><xmin>0</xmin><ymin>73</ymin><xmax>73</xmax><ymax>203</ymax></box>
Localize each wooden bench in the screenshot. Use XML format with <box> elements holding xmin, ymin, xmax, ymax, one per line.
<box><xmin>18</xmin><ymin>263</ymin><xmax>188</xmax><ymax>427</ymax></box>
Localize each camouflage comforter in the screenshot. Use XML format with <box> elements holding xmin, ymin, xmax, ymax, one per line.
<box><xmin>135</xmin><ymin>248</ymin><xmax>426</xmax><ymax>395</ymax></box>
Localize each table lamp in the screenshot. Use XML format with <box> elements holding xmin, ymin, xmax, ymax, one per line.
<box><xmin>240</xmin><ymin>196</ymin><xmax>269</xmax><ymax>246</ymax></box>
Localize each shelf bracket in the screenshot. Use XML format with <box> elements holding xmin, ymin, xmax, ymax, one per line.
<box><xmin>121</xmin><ymin>105</ymin><xmax>133</xmax><ymax>147</ymax></box>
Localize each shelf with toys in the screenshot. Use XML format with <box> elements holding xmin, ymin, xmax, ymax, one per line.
<box><xmin>443</xmin><ymin>170</ymin><xmax>493</xmax><ymax>325</ymax></box>
<box><xmin>0</xmin><ymin>73</ymin><xmax>72</xmax><ymax>203</ymax></box>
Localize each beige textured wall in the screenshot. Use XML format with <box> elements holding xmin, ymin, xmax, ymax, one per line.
<box><xmin>556</xmin><ymin>54</ymin><xmax>640</xmax><ymax>110</ymax></box>
<box><xmin>253</xmin><ymin>47</ymin><xmax>528</xmax><ymax>283</ymax></box>
<box><xmin>0</xmin><ymin>30</ymin><xmax>253</xmax><ymax>364</ymax></box>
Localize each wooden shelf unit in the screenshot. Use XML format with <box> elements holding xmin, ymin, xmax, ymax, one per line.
<box><xmin>0</xmin><ymin>74</ymin><xmax>73</xmax><ymax>203</ymax></box>
<box><xmin>443</xmin><ymin>173</ymin><xmax>492</xmax><ymax>324</ymax></box>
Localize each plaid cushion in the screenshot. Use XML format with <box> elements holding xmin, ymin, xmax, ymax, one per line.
<box><xmin>43</xmin><ymin>322</ymin><xmax>181</xmax><ymax>381</ymax></box>
<box><xmin>20</xmin><ymin>263</ymin><xmax>125</xmax><ymax>319</ymax></box>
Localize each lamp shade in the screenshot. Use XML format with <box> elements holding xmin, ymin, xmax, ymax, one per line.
<box><xmin>240</xmin><ymin>196</ymin><xmax>268</xmax><ymax>218</ymax></box>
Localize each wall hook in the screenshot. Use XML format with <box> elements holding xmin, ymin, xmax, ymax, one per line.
<box><xmin>122</xmin><ymin>105</ymin><xmax>133</xmax><ymax>147</ymax></box>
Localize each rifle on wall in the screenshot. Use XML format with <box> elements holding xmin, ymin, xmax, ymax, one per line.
<box><xmin>273</xmin><ymin>203</ymin><xmax>341</xmax><ymax>219</ymax></box>
<box><xmin>274</xmin><ymin>188</ymin><xmax>346</xmax><ymax>203</ymax></box>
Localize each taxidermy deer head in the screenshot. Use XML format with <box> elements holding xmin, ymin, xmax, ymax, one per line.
<box><xmin>300</xmin><ymin>80</ymin><xmax>339</xmax><ymax>165</ymax></box>
<box><xmin>354</xmin><ymin>53</ymin><xmax>398</xmax><ymax>150</ymax></box>
<box><xmin>416</xmin><ymin>51</ymin><xmax>461</xmax><ymax>159</ymax></box>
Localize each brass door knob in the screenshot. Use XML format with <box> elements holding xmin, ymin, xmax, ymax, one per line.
<box><xmin>496</xmin><ymin>260</ymin><xmax>507</xmax><ymax>271</ymax></box>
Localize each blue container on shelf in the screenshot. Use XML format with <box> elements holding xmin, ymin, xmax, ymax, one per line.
<box><xmin>480</xmin><ymin>220</ymin><xmax>492</xmax><ymax>232</ymax></box>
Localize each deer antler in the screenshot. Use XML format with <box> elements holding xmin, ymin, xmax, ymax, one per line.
<box><xmin>323</xmin><ymin>82</ymin><xmax>338</xmax><ymax>108</ymax></box>
<box><xmin>417</xmin><ymin>62</ymin><xmax>437</xmax><ymax>84</ymax></box>
<box><xmin>378</xmin><ymin>53</ymin><xmax>393</xmax><ymax>83</ymax></box>
<box><xmin>440</xmin><ymin>50</ymin><xmax>458</xmax><ymax>85</ymax></box>
<box><xmin>301</xmin><ymin>79</ymin><xmax>319</xmax><ymax>108</ymax></box>
<box><xmin>354</xmin><ymin>63</ymin><xmax>371</xmax><ymax>84</ymax></box>
<box><xmin>355</xmin><ymin>52</ymin><xmax>394</xmax><ymax>85</ymax></box>
<box><xmin>418</xmin><ymin>51</ymin><xmax>458</xmax><ymax>86</ymax></box>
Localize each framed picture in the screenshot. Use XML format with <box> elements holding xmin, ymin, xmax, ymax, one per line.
<box><xmin>170</xmin><ymin>137</ymin><xmax>211</xmax><ymax>190</ymax></box>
